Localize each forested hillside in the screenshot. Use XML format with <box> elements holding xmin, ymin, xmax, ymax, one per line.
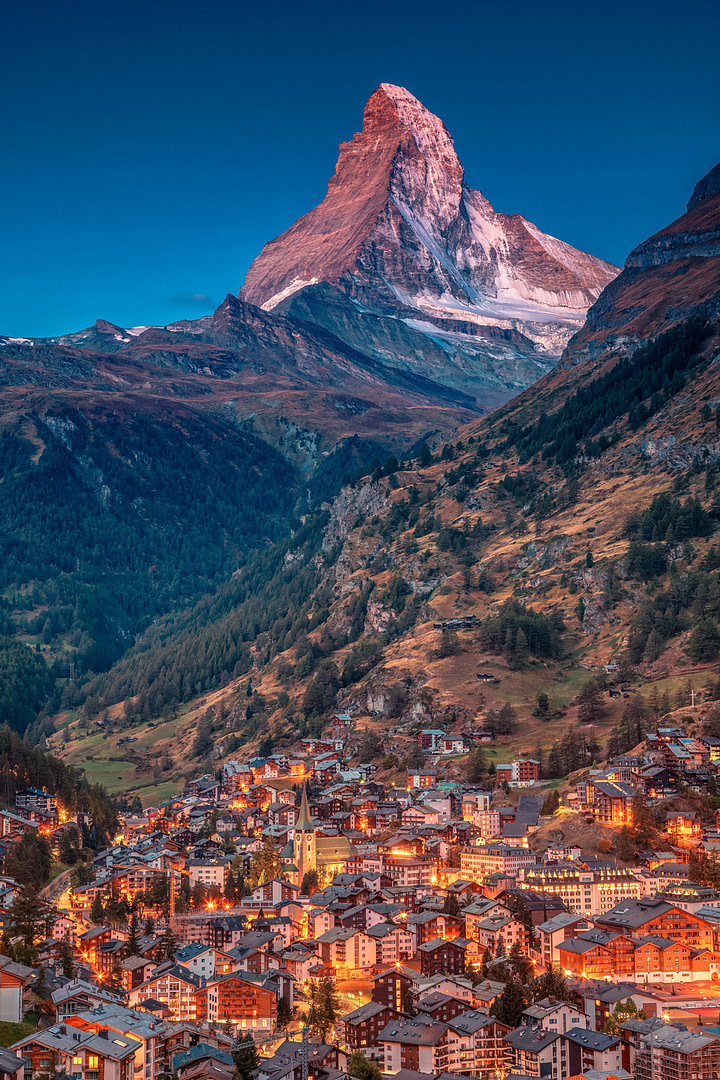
<box><xmin>0</xmin><ymin>403</ymin><xmax>307</xmax><ymax>739</ymax></box>
<box><xmin>48</xmin><ymin>311</ymin><xmax>720</xmax><ymax>799</ymax></box>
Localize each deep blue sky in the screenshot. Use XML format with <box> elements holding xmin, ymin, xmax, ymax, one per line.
<box><xmin>3</xmin><ymin>0</ymin><xmax>719</xmax><ymax>337</ymax></box>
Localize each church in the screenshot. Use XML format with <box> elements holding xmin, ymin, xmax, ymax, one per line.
<box><xmin>280</xmin><ymin>787</ymin><xmax>352</xmax><ymax>887</ymax></box>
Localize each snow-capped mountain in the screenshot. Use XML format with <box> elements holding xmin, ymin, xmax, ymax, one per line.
<box><xmin>240</xmin><ymin>83</ymin><xmax>619</xmax><ymax>391</ymax></box>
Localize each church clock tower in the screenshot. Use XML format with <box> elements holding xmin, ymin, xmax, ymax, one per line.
<box><xmin>294</xmin><ymin>786</ymin><xmax>317</xmax><ymax>881</ymax></box>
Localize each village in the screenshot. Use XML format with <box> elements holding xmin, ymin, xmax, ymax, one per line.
<box><xmin>2</xmin><ymin>712</ymin><xmax>720</xmax><ymax>1080</ymax></box>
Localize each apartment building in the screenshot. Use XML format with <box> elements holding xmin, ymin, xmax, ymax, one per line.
<box><xmin>520</xmin><ymin>864</ymin><xmax>641</xmax><ymax>917</ymax></box>
<box><xmin>504</xmin><ymin>1026</ymin><xmax>622</xmax><ymax>1080</ymax></box>
<box><xmin>446</xmin><ymin>1011</ymin><xmax>511</xmax><ymax>1075</ymax></box>
<box><xmin>129</xmin><ymin>963</ymin><xmax>203</xmax><ymax>1021</ymax></box>
<box><xmin>460</xmin><ymin>844</ymin><xmax>537</xmax><ymax>879</ymax></box>
<box><xmin>15</xmin><ymin>1026</ymin><xmax>139</xmax><ymax>1080</ymax></box>
<box><xmin>379</xmin><ymin>1017</ymin><xmax>450</xmax><ymax>1074</ymax></box>
<box><xmin>594</xmin><ymin>897</ymin><xmax>716</xmax><ymax>949</ymax></box>
<box><xmin>537</xmin><ymin>913</ymin><xmax>592</xmax><ymax>967</ymax></box>
<box><xmin>621</xmin><ymin>1020</ymin><xmax>720</xmax><ymax>1080</ymax></box>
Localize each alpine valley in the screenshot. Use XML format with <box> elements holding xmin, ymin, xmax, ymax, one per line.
<box><xmin>2</xmin><ymin>85</ymin><xmax>720</xmax><ymax>809</ymax></box>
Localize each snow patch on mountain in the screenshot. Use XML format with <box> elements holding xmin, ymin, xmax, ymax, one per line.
<box><xmin>262</xmin><ymin>277</ymin><xmax>320</xmax><ymax>311</ymax></box>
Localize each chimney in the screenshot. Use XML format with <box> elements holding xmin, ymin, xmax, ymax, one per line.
<box><xmin>99</xmin><ymin>1029</ymin><xmax>109</xmax><ymax>1039</ymax></box>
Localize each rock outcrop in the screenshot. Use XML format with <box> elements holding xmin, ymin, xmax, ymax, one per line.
<box><xmin>563</xmin><ymin>160</ymin><xmax>720</xmax><ymax>365</ymax></box>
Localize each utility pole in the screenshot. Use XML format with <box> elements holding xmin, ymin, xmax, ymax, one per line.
<box><xmin>301</xmin><ymin>1021</ymin><xmax>308</xmax><ymax>1080</ymax></box>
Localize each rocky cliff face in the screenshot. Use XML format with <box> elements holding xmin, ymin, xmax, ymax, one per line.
<box><xmin>563</xmin><ymin>161</ymin><xmax>720</xmax><ymax>365</ymax></box>
<box><xmin>240</xmin><ymin>83</ymin><xmax>619</xmax><ymax>396</ymax></box>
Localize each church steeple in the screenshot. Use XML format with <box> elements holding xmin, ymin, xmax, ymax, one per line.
<box><xmin>297</xmin><ymin>785</ymin><xmax>314</xmax><ymax>831</ymax></box>
<box><xmin>294</xmin><ymin>785</ymin><xmax>316</xmax><ymax>881</ymax></box>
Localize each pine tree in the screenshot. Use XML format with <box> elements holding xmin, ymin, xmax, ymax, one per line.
<box><xmin>348</xmin><ymin>1051</ymin><xmax>382</xmax><ymax>1080</ymax></box>
<box><xmin>490</xmin><ymin>980</ymin><xmax>526</xmax><ymax>1027</ymax></box>
<box><xmin>402</xmin><ymin>989</ymin><xmax>416</xmax><ymax>1017</ymax></box>
<box><xmin>6</xmin><ymin>884</ymin><xmax>46</xmax><ymax>956</ymax></box>
<box><xmin>613</xmin><ymin>826</ymin><xmax>636</xmax><ymax>861</ymax></box>
<box><xmin>531</xmin><ymin>964</ymin><xmax>568</xmax><ymax>1002</ymax></box>
<box><xmin>91</xmin><ymin>893</ymin><xmax>105</xmax><ymax>925</ymax></box>
<box><xmin>535</xmin><ymin>692</ymin><xmax>550</xmax><ymax>719</ymax></box>
<box><xmin>276</xmin><ymin>995</ymin><xmax>292</xmax><ymax>1029</ymax></box>
<box><xmin>577</xmin><ymin>679</ymin><xmax>605</xmax><ymax>724</ymax></box>
<box><xmin>248</xmin><ymin>840</ymin><xmax>281</xmax><ymax>888</ymax></box>
<box><xmin>644</xmin><ymin>628</ymin><xmax>664</xmax><ymax>662</ymax></box>
<box><xmin>300</xmin><ymin>869</ymin><xmax>320</xmax><ymax>896</ymax></box>
<box><xmin>513</xmin><ymin>628</ymin><xmax>530</xmax><ymax>668</ymax></box>
<box><xmin>156</xmin><ymin>925</ymin><xmax>177</xmax><ymax>962</ymax></box>
<box><xmin>604</xmin><ymin>997</ymin><xmax>646</xmax><ymax>1034</ymax></box>
<box><xmin>547</xmin><ymin>743</ymin><xmax>563</xmax><ymax>778</ymax></box>
<box><xmin>59</xmin><ymin>941</ymin><xmax>75</xmax><ymax>978</ymax></box>
<box><xmin>443</xmin><ymin>892</ymin><xmax>461</xmax><ymax>917</ymax></box>
<box><xmin>107</xmin><ymin>959</ymin><xmax>125</xmax><ymax>995</ymax></box>
<box><xmin>465</xmin><ymin>747</ymin><xmax>487</xmax><ymax>783</ymax></box>
<box><xmin>126</xmin><ymin>912</ymin><xmax>140</xmax><ymax>956</ymax></box>
<box><xmin>508</xmin><ymin>940</ymin><xmax>533</xmax><ymax>983</ymax></box>
<box><xmin>689</xmin><ymin>620</ymin><xmax>720</xmax><ymax>662</ymax></box>
<box><xmin>233</xmin><ymin>1034</ymin><xmax>260</xmax><ymax>1080</ymax></box>
<box><xmin>309</xmin><ymin>976</ymin><xmax>340</xmax><ymax>1041</ymax></box>
<box><xmin>503</xmin><ymin>627</ymin><xmax>515</xmax><ymax>665</ymax></box>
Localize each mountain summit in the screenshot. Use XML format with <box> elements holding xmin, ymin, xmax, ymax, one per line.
<box><xmin>241</xmin><ymin>84</ymin><xmax>619</xmax><ymax>385</ymax></box>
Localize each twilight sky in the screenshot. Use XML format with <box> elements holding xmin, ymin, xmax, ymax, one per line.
<box><xmin>2</xmin><ymin>0</ymin><xmax>719</xmax><ymax>337</ymax></box>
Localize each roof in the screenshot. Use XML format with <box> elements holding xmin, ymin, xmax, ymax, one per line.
<box><xmin>343</xmin><ymin>1001</ymin><xmax>394</xmax><ymax>1025</ymax></box>
<box><xmin>175</xmin><ymin>943</ymin><xmax>213</xmax><ymax>960</ymax></box>
<box><xmin>635</xmin><ymin>935</ymin><xmax>682</xmax><ymax>950</ymax></box>
<box><xmin>379</xmin><ymin>1017</ymin><xmax>448</xmax><ymax>1046</ymax></box>
<box><xmin>0</xmin><ymin>1047</ymin><xmax>25</xmax><ymax>1073</ymax></box>
<box><xmin>525</xmin><ymin>998</ymin><xmax>581</xmax><ymax>1020</ymax></box>
<box><xmin>448</xmin><ymin>1010</ymin><xmax>501</xmax><ymax>1035</ymax></box>
<box><xmin>133</xmin><ymin>963</ymin><xmax>203</xmax><ymax>991</ymax></box>
<box><xmin>0</xmin><ymin>954</ymin><xmax>34</xmax><ymax>982</ymax></box>
<box><xmin>316</xmin><ymin>835</ymin><xmax>353</xmax><ymax>861</ymax></box>
<box><xmin>417</xmin><ymin>936</ymin><xmax>465</xmax><ymax>953</ymax></box>
<box><xmin>537</xmin><ymin>912</ymin><xmax>588</xmax><ymax>934</ymax></box>
<box><xmin>504</xmin><ymin>1026</ymin><xmax>558</xmax><ymax>1052</ymax></box>
<box><xmin>173</xmin><ymin>1044</ymin><xmax>234</xmax><ymax>1069</ymax></box>
<box><xmin>52</xmin><ymin>979</ymin><xmax>124</xmax><ymax>1006</ymax></box>
<box><xmin>565</xmin><ymin>1029</ymin><xmax>620</xmax><ymax>1051</ymax></box>
<box><xmin>296</xmin><ymin>787</ymin><xmax>313</xmax><ymax>831</ymax></box>
<box><xmin>558</xmin><ymin>938</ymin><xmax>605</xmax><ymax>955</ymax></box>
<box><xmin>595</xmin><ymin>897</ymin><xmax>675</xmax><ymax>928</ymax></box>
<box><xmin>15</xmin><ymin>1025</ymin><xmax>140</xmax><ymax>1060</ymax></box>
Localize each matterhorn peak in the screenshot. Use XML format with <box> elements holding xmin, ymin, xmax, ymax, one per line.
<box><xmin>364</xmin><ymin>82</ymin><xmax>454</xmax><ymax>146</ymax></box>
<box><xmin>240</xmin><ymin>85</ymin><xmax>618</xmax><ymax>372</ymax></box>
<box><xmin>363</xmin><ymin>83</ymin><xmax>465</xmax><ymax>231</ymax></box>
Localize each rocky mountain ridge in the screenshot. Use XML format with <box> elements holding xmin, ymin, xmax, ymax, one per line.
<box><xmin>563</xmin><ymin>161</ymin><xmax>720</xmax><ymax>365</ymax></box>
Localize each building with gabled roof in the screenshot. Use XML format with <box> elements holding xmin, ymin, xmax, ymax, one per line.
<box><xmin>13</xmin><ymin>1023</ymin><xmax>140</xmax><ymax>1080</ymax></box>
